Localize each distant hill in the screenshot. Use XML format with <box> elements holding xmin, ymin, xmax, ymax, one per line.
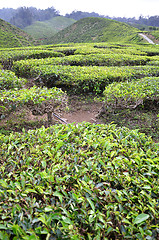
<box><xmin>48</xmin><ymin>17</ymin><xmax>141</xmax><ymax>44</ymax></box>
<box><xmin>0</xmin><ymin>18</ymin><xmax>37</xmax><ymax>48</ymax></box>
<box><xmin>24</xmin><ymin>16</ymin><xmax>76</xmax><ymax>41</ymax></box>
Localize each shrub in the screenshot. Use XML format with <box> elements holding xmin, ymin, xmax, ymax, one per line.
<box><xmin>0</xmin><ymin>69</ymin><xmax>25</xmax><ymax>90</ymax></box>
<box><xmin>102</xmin><ymin>77</ymin><xmax>159</xmax><ymax>110</ymax></box>
<box><xmin>0</xmin><ymin>122</ymin><xmax>158</xmax><ymax>239</ymax></box>
<box><xmin>0</xmin><ymin>86</ymin><xmax>67</xmax><ymax>125</ymax></box>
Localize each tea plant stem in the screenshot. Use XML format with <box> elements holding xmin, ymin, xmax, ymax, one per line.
<box><xmin>47</xmin><ymin>112</ymin><xmax>53</xmax><ymax>126</ymax></box>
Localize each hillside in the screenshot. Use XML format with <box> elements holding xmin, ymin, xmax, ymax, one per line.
<box><xmin>146</xmin><ymin>30</ymin><xmax>159</xmax><ymax>43</ymax></box>
<box><xmin>48</xmin><ymin>17</ymin><xmax>141</xmax><ymax>44</ymax></box>
<box><xmin>24</xmin><ymin>16</ymin><xmax>76</xmax><ymax>41</ymax></box>
<box><xmin>0</xmin><ymin>18</ymin><xmax>37</xmax><ymax>48</ymax></box>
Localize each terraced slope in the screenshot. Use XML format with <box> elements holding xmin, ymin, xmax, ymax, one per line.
<box><xmin>24</xmin><ymin>16</ymin><xmax>76</xmax><ymax>41</ymax></box>
<box><xmin>48</xmin><ymin>17</ymin><xmax>141</xmax><ymax>44</ymax></box>
<box><xmin>0</xmin><ymin>18</ymin><xmax>37</xmax><ymax>48</ymax></box>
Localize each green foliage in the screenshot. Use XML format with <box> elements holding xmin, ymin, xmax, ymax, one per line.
<box><xmin>148</xmin><ymin>30</ymin><xmax>159</xmax><ymax>41</ymax></box>
<box><xmin>48</xmin><ymin>17</ymin><xmax>140</xmax><ymax>44</ymax></box>
<box><xmin>0</xmin><ymin>49</ymin><xmax>64</xmax><ymax>69</ymax></box>
<box><xmin>0</xmin><ymin>123</ymin><xmax>158</xmax><ymax>239</ymax></box>
<box><xmin>0</xmin><ymin>86</ymin><xmax>67</xmax><ymax>117</ymax></box>
<box><xmin>24</xmin><ymin>16</ymin><xmax>76</xmax><ymax>41</ymax></box>
<box><xmin>0</xmin><ymin>85</ymin><xmax>65</xmax><ymax>105</ymax></box>
<box><xmin>0</xmin><ymin>69</ymin><xmax>25</xmax><ymax>90</ymax></box>
<box><xmin>13</xmin><ymin>53</ymin><xmax>153</xmax><ymax>68</ymax></box>
<box><xmin>0</xmin><ymin>19</ymin><xmax>37</xmax><ymax>48</ymax></box>
<box><xmin>13</xmin><ymin>62</ymin><xmax>159</xmax><ymax>93</ymax></box>
<box><xmin>0</xmin><ymin>29</ymin><xmax>159</xmax><ymax>240</ymax></box>
<box><xmin>10</xmin><ymin>42</ymin><xmax>159</xmax><ymax>93</ymax></box>
<box><xmin>103</xmin><ymin>77</ymin><xmax>159</xmax><ymax>110</ymax></box>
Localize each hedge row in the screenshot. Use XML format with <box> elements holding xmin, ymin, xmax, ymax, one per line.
<box><xmin>13</xmin><ymin>64</ymin><xmax>159</xmax><ymax>93</ymax></box>
<box><xmin>0</xmin><ymin>86</ymin><xmax>67</xmax><ymax>125</ymax></box>
<box><xmin>0</xmin><ymin>49</ymin><xmax>64</xmax><ymax>69</ymax></box>
<box><xmin>13</xmin><ymin>53</ymin><xmax>155</xmax><ymax>69</ymax></box>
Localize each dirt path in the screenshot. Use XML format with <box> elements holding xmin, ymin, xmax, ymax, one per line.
<box><xmin>139</xmin><ymin>33</ymin><xmax>155</xmax><ymax>44</ymax></box>
<box><xmin>61</xmin><ymin>106</ymin><xmax>103</xmax><ymax>124</ymax></box>
<box><xmin>56</xmin><ymin>96</ymin><xmax>104</xmax><ymax>124</ymax></box>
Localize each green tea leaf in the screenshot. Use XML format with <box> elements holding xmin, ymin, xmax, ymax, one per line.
<box><xmin>133</xmin><ymin>214</ymin><xmax>150</xmax><ymax>224</ymax></box>
<box><xmin>87</xmin><ymin>197</ymin><xmax>95</xmax><ymax>212</ymax></box>
<box><xmin>62</xmin><ymin>216</ymin><xmax>73</xmax><ymax>225</ymax></box>
<box><xmin>54</xmin><ymin>191</ymin><xmax>63</xmax><ymax>203</ymax></box>
<box><xmin>0</xmin><ymin>224</ymin><xmax>7</xmax><ymax>230</ymax></box>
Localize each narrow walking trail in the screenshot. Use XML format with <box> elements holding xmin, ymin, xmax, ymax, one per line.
<box><xmin>139</xmin><ymin>33</ymin><xmax>155</xmax><ymax>44</ymax></box>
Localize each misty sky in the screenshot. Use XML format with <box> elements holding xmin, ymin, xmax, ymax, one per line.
<box><xmin>0</xmin><ymin>0</ymin><xmax>158</xmax><ymax>18</ymax></box>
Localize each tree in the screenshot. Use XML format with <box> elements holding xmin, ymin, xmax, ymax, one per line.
<box><xmin>10</xmin><ymin>7</ymin><xmax>34</xmax><ymax>28</ymax></box>
<box><xmin>9</xmin><ymin>6</ymin><xmax>60</xmax><ymax>28</ymax></box>
<box><xmin>65</xmin><ymin>11</ymin><xmax>105</xmax><ymax>20</ymax></box>
<box><xmin>0</xmin><ymin>8</ymin><xmax>16</xmax><ymax>22</ymax></box>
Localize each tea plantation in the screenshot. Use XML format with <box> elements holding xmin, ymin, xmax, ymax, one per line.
<box><xmin>0</xmin><ymin>42</ymin><xmax>159</xmax><ymax>239</ymax></box>
<box><xmin>0</xmin><ymin>19</ymin><xmax>37</xmax><ymax>48</ymax></box>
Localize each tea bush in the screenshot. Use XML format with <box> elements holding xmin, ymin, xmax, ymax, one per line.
<box><xmin>0</xmin><ymin>69</ymin><xmax>25</xmax><ymax>90</ymax></box>
<box><xmin>0</xmin><ymin>123</ymin><xmax>158</xmax><ymax>239</ymax></box>
<box><xmin>0</xmin><ymin>86</ymin><xmax>67</xmax><ymax>124</ymax></box>
<box><xmin>0</xmin><ymin>50</ymin><xmax>64</xmax><ymax>70</ymax></box>
<box><xmin>0</xmin><ymin>49</ymin><xmax>64</xmax><ymax>61</ymax></box>
<box><xmin>103</xmin><ymin>77</ymin><xmax>159</xmax><ymax>110</ymax></box>
<box><xmin>0</xmin><ymin>41</ymin><xmax>159</xmax><ymax>240</ymax></box>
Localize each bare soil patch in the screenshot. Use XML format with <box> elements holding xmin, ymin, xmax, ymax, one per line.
<box><xmin>61</xmin><ymin>95</ymin><xmax>103</xmax><ymax>124</ymax></box>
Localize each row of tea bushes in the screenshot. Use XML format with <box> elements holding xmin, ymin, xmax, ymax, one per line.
<box><xmin>45</xmin><ymin>42</ymin><xmax>159</xmax><ymax>57</ymax></box>
<box><xmin>102</xmin><ymin>77</ymin><xmax>159</xmax><ymax>110</ymax></box>
<box><xmin>73</xmin><ymin>43</ymin><xmax>159</xmax><ymax>57</ymax></box>
<box><xmin>0</xmin><ymin>49</ymin><xmax>64</xmax><ymax>69</ymax></box>
<box><xmin>0</xmin><ymin>122</ymin><xmax>158</xmax><ymax>239</ymax></box>
<box><xmin>1</xmin><ymin>42</ymin><xmax>159</xmax><ymax>67</ymax></box>
<box><xmin>0</xmin><ymin>49</ymin><xmax>64</xmax><ymax>61</ymax></box>
<box><xmin>13</xmin><ymin>53</ymin><xmax>157</xmax><ymax>69</ymax></box>
<box><xmin>13</xmin><ymin>64</ymin><xmax>159</xmax><ymax>93</ymax></box>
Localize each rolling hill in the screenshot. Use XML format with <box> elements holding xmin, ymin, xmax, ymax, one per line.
<box><xmin>48</xmin><ymin>17</ymin><xmax>141</xmax><ymax>44</ymax></box>
<box><xmin>24</xmin><ymin>16</ymin><xmax>76</xmax><ymax>41</ymax></box>
<box><xmin>0</xmin><ymin>18</ymin><xmax>37</xmax><ymax>48</ymax></box>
